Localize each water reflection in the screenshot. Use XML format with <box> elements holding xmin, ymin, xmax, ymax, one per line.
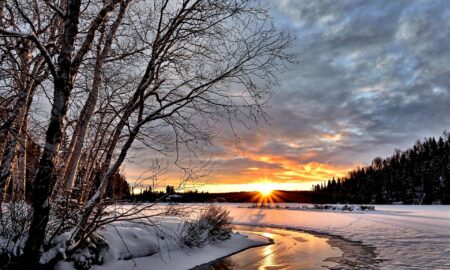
<box><xmin>260</xmin><ymin>235</ymin><xmax>274</xmax><ymax>270</ymax></box>
<box><xmin>193</xmin><ymin>226</ymin><xmax>342</xmax><ymax>270</ymax></box>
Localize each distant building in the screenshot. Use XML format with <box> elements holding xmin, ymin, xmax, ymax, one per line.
<box><xmin>167</xmin><ymin>194</ymin><xmax>182</xmax><ymax>201</ymax></box>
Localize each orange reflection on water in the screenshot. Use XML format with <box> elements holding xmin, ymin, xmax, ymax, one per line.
<box><xmin>211</xmin><ymin>226</ymin><xmax>344</xmax><ymax>270</ymax></box>
<box><xmin>260</xmin><ymin>232</ymin><xmax>275</xmax><ymax>270</ymax></box>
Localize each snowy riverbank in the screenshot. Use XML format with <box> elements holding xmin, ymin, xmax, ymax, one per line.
<box><xmin>55</xmin><ymin>216</ymin><xmax>269</xmax><ymax>270</ymax></box>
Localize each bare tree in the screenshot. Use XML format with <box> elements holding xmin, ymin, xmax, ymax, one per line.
<box><xmin>0</xmin><ymin>0</ymin><xmax>293</xmax><ymax>268</ymax></box>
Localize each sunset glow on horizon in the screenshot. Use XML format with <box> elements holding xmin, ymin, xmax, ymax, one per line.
<box><xmin>124</xmin><ymin>0</ymin><xmax>450</xmax><ymax>194</ymax></box>
<box><xmin>125</xmin><ymin>156</ymin><xmax>355</xmax><ymax>193</ymax></box>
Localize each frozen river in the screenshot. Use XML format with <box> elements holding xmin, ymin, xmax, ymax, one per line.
<box><xmin>194</xmin><ymin>225</ymin><xmax>380</xmax><ymax>270</ymax></box>
<box><xmin>223</xmin><ymin>204</ymin><xmax>450</xmax><ymax>269</ymax></box>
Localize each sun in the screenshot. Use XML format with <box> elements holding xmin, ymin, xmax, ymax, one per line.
<box><xmin>252</xmin><ymin>182</ymin><xmax>281</xmax><ymax>204</ymax></box>
<box><xmin>259</xmin><ymin>185</ymin><xmax>273</xmax><ymax>196</ymax></box>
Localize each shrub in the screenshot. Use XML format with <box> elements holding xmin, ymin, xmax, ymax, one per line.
<box><xmin>181</xmin><ymin>205</ymin><xmax>232</xmax><ymax>248</ymax></box>
<box><xmin>360</xmin><ymin>205</ymin><xmax>375</xmax><ymax>211</ymax></box>
<box><xmin>70</xmin><ymin>233</ymin><xmax>108</xmax><ymax>270</ymax></box>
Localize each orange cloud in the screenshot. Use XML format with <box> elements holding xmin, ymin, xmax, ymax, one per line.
<box><xmin>320</xmin><ymin>133</ymin><xmax>343</xmax><ymax>142</ymax></box>
<box><xmin>180</xmin><ymin>155</ymin><xmax>353</xmax><ymax>192</ymax></box>
<box><xmin>123</xmin><ymin>128</ymin><xmax>357</xmax><ymax>193</ymax></box>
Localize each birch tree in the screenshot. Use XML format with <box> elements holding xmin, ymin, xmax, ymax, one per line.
<box><xmin>0</xmin><ymin>0</ymin><xmax>293</xmax><ymax>268</ymax></box>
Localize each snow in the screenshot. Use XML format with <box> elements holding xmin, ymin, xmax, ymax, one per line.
<box><xmin>87</xmin><ymin>232</ymin><xmax>267</xmax><ymax>270</ymax></box>
<box><xmin>225</xmin><ymin>203</ymin><xmax>450</xmax><ymax>270</ymax></box>
<box><xmin>55</xmin><ymin>215</ymin><xmax>269</xmax><ymax>270</ymax></box>
<box><xmin>54</xmin><ymin>204</ymin><xmax>450</xmax><ymax>269</ymax></box>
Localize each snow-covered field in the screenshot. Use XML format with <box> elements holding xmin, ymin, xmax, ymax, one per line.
<box><xmin>225</xmin><ymin>204</ymin><xmax>450</xmax><ymax>270</ymax></box>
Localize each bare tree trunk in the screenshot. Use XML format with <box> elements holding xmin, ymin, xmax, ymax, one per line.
<box><xmin>78</xmin><ymin>121</ymin><xmax>103</xmax><ymax>204</ymax></box>
<box><xmin>17</xmin><ymin>115</ymin><xmax>27</xmax><ymax>200</ymax></box>
<box><xmin>79</xmin><ymin>163</ymin><xmax>97</xmax><ymax>204</ymax></box>
<box><xmin>23</xmin><ymin>0</ymin><xmax>82</xmax><ymax>265</ymax></box>
<box><xmin>0</xmin><ymin>97</ymin><xmax>30</xmax><ymax>201</ymax></box>
<box><xmin>10</xmin><ymin>152</ymin><xmax>18</xmax><ymax>201</ymax></box>
<box><xmin>0</xmin><ymin>134</ymin><xmax>18</xmax><ymax>200</ymax></box>
<box><xmin>0</xmin><ymin>0</ymin><xmax>5</xmax><ymax>25</ymax></box>
<box><xmin>0</xmin><ymin>135</ymin><xmax>7</xmax><ymax>168</ymax></box>
<box><xmin>54</xmin><ymin>120</ymin><xmax>79</xmax><ymax>186</ymax></box>
<box><xmin>0</xmin><ymin>56</ymin><xmax>46</xmax><ymax>207</ymax></box>
<box><xmin>62</xmin><ymin>0</ymin><xmax>129</xmax><ymax>192</ymax></box>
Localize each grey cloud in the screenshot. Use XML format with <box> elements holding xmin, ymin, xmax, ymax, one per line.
<box><xmin>242</xmin><ymin>0</ymin><xmax>450</xmax><ymax>166</ymax></box>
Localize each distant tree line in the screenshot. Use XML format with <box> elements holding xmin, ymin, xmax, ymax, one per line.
<box><xmin>131</xmin><ymin>187</ymin><xmax>211</xmax><ymax>202</ymax></box>
<box><xmin>131</xmin><ymin>187</ymin><xmax>166</xmax><ymax>202</ymax></box>
<box><xmin>130</xmin><ymin>189</ymin><xmax>339</xmax><ymax>203</ymax></box>
<box><xmin>313</xmin><ymin>132</ymin><xmax>450</xmax><ymax>204</ymax></box>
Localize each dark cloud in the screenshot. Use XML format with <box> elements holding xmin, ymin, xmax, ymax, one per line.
<box><xmin>248</xmin><ymin>0</ymin><xmax>450</xmax><ymax>166</ymax></box>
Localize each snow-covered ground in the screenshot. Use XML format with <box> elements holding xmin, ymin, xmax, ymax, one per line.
<box><xmin>225</xmin><ymin>204</ymin><xmax>450</xmax><ymax>269</ymax></box>
<box><xmin>55</xmin><ymin>216</ymin><xmax>269</xmax><ymax>270</ymax></box>
<box><xmin>54</xmin><ymin>204</ymin><xmax>450</xmax><ymax>269</ymax></box>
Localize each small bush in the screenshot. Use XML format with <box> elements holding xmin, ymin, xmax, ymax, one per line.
<box><xmin>181</xmin><ymin>205</ymin><xmax>232</xmax><ymax>248</ymax></box>
<box><xmin>360</xmin><ymin>205</ymin><xmax>375</xmax><ymax>211</ymax></box>
<box><xmin>70</xmin><ymin>233</ymin><xmax>108</xmax><ymax>270</ymax></box>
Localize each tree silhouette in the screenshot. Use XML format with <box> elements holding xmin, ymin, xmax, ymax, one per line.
<box><xmin>314</xmin><ymin>132</ymin><xmax>450</xmax><ymax>204</ymax></box>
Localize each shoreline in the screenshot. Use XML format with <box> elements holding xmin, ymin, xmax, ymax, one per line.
<box><xmin>325</xmin><ymin>235</ymin><xmax>383</xmax><ymax>269</ymax></box>
<box><xmin>190</xmin><ymin>235</ymin><xmax>273</xmax><ymax>270</ymax></box>
<box><xmin>195</xmin><ymin>224</ymin><xmax>382</xmax><ymax>270</ymax></box>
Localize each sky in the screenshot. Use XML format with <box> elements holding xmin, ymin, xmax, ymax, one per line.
<box><xmin>126</xmin><ymin>0</ymin><xmax>450</xmax><ymax>193</ymax></box>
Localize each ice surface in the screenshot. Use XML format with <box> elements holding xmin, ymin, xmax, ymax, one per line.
<box><xmin>226</xmin><ymin>204</ymin><xmax>450</xmax><ymax>269</ymax></box>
